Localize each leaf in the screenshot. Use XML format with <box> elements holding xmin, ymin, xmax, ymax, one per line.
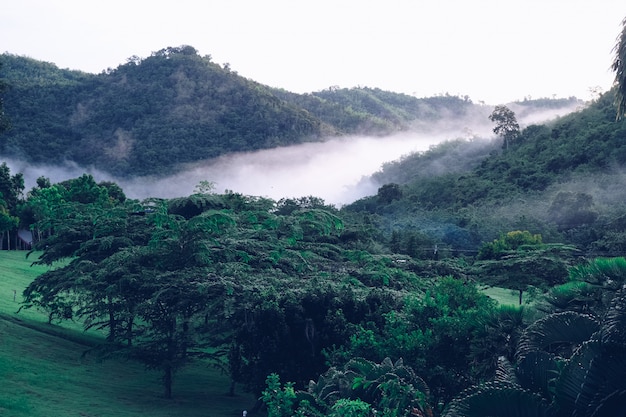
<box><xmin>516</xmin><ymin>311</ymin><xmax>600</xmax><ymax>361</ymax></box>
<box><xmin>443</xmin><ymin>382</ymin><xmax>548</xmax><ymax>417</ymax></box>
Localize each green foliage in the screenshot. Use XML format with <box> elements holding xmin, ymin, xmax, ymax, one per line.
<box><xmin>377</xmin><ymin>183</ymin><xmax>403</xmax><ymax>204</ymax></box>
<box><xmin>443</xmin><ymin>382</ymin><xmax>549</xmax><ymax>417</ymax></box>
<box><xmin>335</xmin><ymin>276</ymin><xmax>503</xmax><ymax>406</ymax></box>
<box><xmin>545</xmin><ymin>257</ymin><xmax>626</xmax><ymax>315</ymax></box>
<box><xmin>0</xmin><ymin>61</ymin><xmax>10</xmax><ymax>133</ymax></box>
<box><xmin>301</xmin><ymin>357</ymin><xmax>432</xmax><ymax>417</ymax></box>
<box><xmin>193</xmin><ymin>180</ymin><xmax>216</xmax><ymax>195</ymax></box>
<box><xmin>262</xmin><ymin>373</ymin><xmax>297</xmax><ymax>417</ymax></box>
<box><xmin>444</xmin><ymin>274</ymin><xmax>626</xmax><ymax>417</ymax></box>
<box><xmin>478</xmin><ymin>230</ymin><xmax>543</xmax><ymax>260</ymax></box>
<box><xmin>345</xmin><ymin>90</ymin><xmax>626</xmax><ymax>254</ymax></box>
<box><xmin>548</xmin><ymin>191</ymin><xmax>597</xmax><ymax>231</ymax></box>
<box><xmin>1</xmin><ymin>53</ymin><xmax>475</xmax><ymax>177</ymax></box>
<box><xmin>469</xmin><ymin>305</ymin><xmax>526</xmax><ymax>378</ymax></box>
<box><xmin>329</xmin><ymin>399</ymin><xmax>371</xmax><ymax>417</ymax></box>
<box><xmin>472</xmin><ymin>247</ymin><xmax>571</xmax><ymax>302</ymax></box>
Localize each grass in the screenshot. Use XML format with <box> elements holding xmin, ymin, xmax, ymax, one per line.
<box><xmin>0</xmin><ymin>251</ymin><xmax>257</xmax><ymax>417</ymax></box>
<box><xmin>480</xmin><ymin>286</ymin><xmax>522</xmax><ymax>306</ymax></box>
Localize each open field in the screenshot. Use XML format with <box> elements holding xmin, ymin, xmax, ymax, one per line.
<box><xmin>0</xmin><ymin>251</ymin><xmax>257</xmax><ymax>417</ymax></box>
<box><xmin>480</xmin><ymin>286</ymin><xmax>522</xmax><ymax>306</ymax></box>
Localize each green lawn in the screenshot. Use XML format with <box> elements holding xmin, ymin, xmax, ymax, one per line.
<box><xmin>480</xmin><ymin>285</ymin><xmax>522</xmax><ymax>306</ymax></box>
<box><xmin>0</xmin><ymin>251</ymin><xmax>257</xmax><ymax>417</ymax></box>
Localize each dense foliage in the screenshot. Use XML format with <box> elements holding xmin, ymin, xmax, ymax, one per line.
<box><xmin>1</xmin><ymin>49</ymin><xmax>480</xmax><ymax>177</ymax></box>
<box><xmin>346</xmin><ymin>90</ymin><xmax>626</xmax><ymax>258</ymax></box>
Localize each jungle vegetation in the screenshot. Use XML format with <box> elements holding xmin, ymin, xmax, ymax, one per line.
<box><xmin>2</xmin><ymin>22</ymin><xmax>626</xmax><ymax>416</ymax></box>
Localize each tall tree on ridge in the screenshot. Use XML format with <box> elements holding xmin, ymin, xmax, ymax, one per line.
<box><xmin>489</xmin><ymin>105</ymin><xmax>520</xmax><ymax>150</ymax></box>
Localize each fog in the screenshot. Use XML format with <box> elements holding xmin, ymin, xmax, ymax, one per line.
<box><xmin>4</xmin><ymin>132</ymin><xmax>463</xmax><ymax>207</ymax></box>
<box><xmin>3</xmin><ymin>101</ymin><xmax>582</xmax><ymax>207</ymax></box>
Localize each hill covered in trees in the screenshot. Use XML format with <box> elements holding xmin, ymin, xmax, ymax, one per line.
<box><xmin>346</xmin><ymin>89</ymin><xmax>626</xmax><ymax>257</ymax></box>
<box><xmin>0</xmin><ymin>47</ymin><xmax>484</xmax><ymax>177</ymax></box>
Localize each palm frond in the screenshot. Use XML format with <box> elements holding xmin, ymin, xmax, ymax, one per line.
<box><xmin>494</xmin><ymin>356</ymin><xmax>518</xmax><ymax>385</ymax></box>
<box><xmin>555</xmin><ymin>339</ymin><xmax>626</xmax><ymax>417</ymax></box>
<box><xmin>516</xmin><ymin>311</ymin><xmax>600</xmax><ymax>361</ymax></box>
<box><xmin>515</xmin><ymin>351</ymin><xmax>560</xmax><ymax>402</ymax></box>
<box><xmin>601</xmin><ymin>287</ymin><xmax>626</xmax><ymax>347</ymax></box>
<box><xmin>443</xmin><ymin>382</ymin><xmax>548</xmax><ymax>417</ymax></box>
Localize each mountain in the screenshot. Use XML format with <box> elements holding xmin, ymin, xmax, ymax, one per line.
<box><xmin>1</xmin><ymin>46</ymin><xmax>476</xmax><ymax>177</ymax></box>
<box><xmin>345</xmin><ymin>90</ymin><xmax>626</xmax><ymax>254</ymax></box>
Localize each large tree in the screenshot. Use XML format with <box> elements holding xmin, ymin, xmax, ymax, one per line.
<box><xmin>489</xmin><ymin>105</ymin><xmax>520</xmax><ymax>149</ymax></box>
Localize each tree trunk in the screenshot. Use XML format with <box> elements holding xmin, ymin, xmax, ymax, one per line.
<box><xmin>519</xmin><ymin>289</ymin><xmax>523</xmax><ymax>305</ymax></box>
<box><xmin>107</xmin><ymin>297</ymin><xmax>116</xmax><ymax>342</ymax></box>
<box><xmin>126</xmin><ymin>316</ymin><xmax>134</xmax><ymax>347</ymax></box>
<box><xmin>164</xmin><ymin>365</ymin><xmax>173</xmax><ymax>398</ymax></box>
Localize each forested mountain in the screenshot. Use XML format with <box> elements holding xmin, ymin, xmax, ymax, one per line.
<box><xmin>1</xmin><ymin>47</ymin><xmax>479</xmax><ymax>177</ymax></box>
<box><xmin>346</xmin><ymin>89</ymin><xmax>626</xmax><ymax>256</ymax></box>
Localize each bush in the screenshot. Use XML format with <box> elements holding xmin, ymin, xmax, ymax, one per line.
<box><xmin>478</xmin><ymin>230</ymin><xmax>542</xmax><ymax>260</ymax></box>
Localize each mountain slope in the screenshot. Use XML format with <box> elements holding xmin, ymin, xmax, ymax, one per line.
<box><xmin>345</xmin><ymin>91</ymin><xmax>626</xmax><ymax>253</ymax></box>
<box><xmin>1</xmin><ymin>47</ymin><xmax>476</xmax><ymax>177</ymax></box>
<box><xmin>1</xmin><ymin>47</ymin><xmax>324</xmax><ymax>176</ymax></box>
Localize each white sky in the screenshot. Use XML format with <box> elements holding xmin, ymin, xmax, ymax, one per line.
<box><xmin>2</xmin><ymin>0</ymin><xmax>625</xmax><ymax>104</ymax></box>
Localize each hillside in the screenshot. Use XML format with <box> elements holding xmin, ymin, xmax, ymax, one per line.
<box><xmin>346</xmin><ymin>90</ymin><xmax>626</xmax><ymax>254</ymax></box>
<box><xmin>0</xmin><ymin>251</ymin><xmax>255</xmax><ymax>417</ymax></box>
<box><xmin>1</xmin><ymin>47</ymin><xmax>478</xmax><ymax>177</ymax></box>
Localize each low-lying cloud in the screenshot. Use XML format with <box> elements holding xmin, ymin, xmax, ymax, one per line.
<box><xmin>3</xmin><ymin>100</ymin><xmax>580</xmax><ymax>207</ymax></box>
<box><xmin>117</xmin><ymin>132</ymin><xmax>457</xmax><ymax>206</ymax></box>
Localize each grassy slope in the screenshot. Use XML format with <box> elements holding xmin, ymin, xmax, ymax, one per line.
<box><xmin>0</xmin><ymin>251</ymin><xmax>256</xmax><ymax>417</ymax></box>
<box><xmin>480</xmin><ymin>286</ymin><xmax>523</xmax><ymax>306</ymax></box>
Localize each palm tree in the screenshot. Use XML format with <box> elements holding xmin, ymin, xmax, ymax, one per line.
<box><xmin>442</xmin><ymin>288</ymin><xmax>626</xmax><ymax>417</ymax></box>
<box><xmin>612</xmin><ymin>17</ymin><xmax>626</xmax><ymax>119</ymax></box>
<box><xmin>301</xmin><ymin>357</ymin><xmax>433</xmax><ymax>417</ymax></box>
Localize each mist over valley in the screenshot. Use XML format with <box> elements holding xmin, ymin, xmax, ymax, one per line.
<box><xmin>0</xmin><ymin>50</ymin><xmax>586</xmax><ymax>207</ymax></box>
<box><xmin>3</xmin><ymin>98</ymin><xmax>579</xmax><ymax>206</ymax></box>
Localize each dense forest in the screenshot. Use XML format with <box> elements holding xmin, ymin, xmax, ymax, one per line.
<box><xmin>2</xmin><ymin>32</ymin><xmax>626</xmax><ymax>416</ymax></box>
<box><xmin>0</xmin><ymin>47</ymin><xmax>462</xmax><ymax>176</ymax></box>
<box><xmin>0</xmin><ymin>48</ymin><xmax>577</xmax><ymax>177</ymax></box>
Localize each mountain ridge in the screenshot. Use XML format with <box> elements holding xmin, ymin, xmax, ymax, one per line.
<box><xmin>0</xmin><ymin>46</ymin><xmax>579</xmax><ymax>179</ymax></box>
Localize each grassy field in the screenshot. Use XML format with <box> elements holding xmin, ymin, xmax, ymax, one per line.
<box><xmin>0</xmin><ymin>251</ymin><xmax>257</xmax><ymax>417</ymax></box>
<box><xmin>480</xmin><ymin>286</ymin><xmax>521</xmax><ymax>306</ymax></box>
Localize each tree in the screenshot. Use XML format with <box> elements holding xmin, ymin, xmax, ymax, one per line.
<box><xmin>612</xmin><ymin>16</ymin><xmax>626</xmax><ymax>119</ymax></box>
<box><xmin>274</xmin><ymin>357</ymin><xmax>432</xmax><ymax>417</ymax></box>
<box><xmin>377</xmin><ymin>183</ymin><xmax>403</xmax><ymax>204</ymax></box>
<box><xmin>0</xmin><ymin>205</ymin><xmax>19</xmax><ymax>250</ymax></box>
<box><xmin>477</xmin><ymin>230</ymin><xmax>543</xmax><ymax>260</ymax></box>
<box><xmin>193</xmin><ymin>180</ymin><xmax>216</xmax><ymax>195</ymax></box>
<box><xmin>0</xmin><ymin>162</ymin><xmax>24</xmax><ymax>249</ymax></box>
<box><xmin>489</xmin><ymin>105</ymin><xmax>520</xmax><ymax>149</ymax></box>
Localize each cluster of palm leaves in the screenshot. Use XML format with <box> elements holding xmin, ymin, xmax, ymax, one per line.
<box><xmin>295</xmin><ymin>357</ymin><xmax>433</xmax><ymax>417</ymax></box>
<box><xmin>443</xmin><ymin>258</ymin><xmax>626</xmax><ymax>417</ymax></box>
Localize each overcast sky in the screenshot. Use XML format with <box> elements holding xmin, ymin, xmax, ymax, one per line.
<box><xmin>2</xmin><ymin>0</ymin><xmax>625</xmax><ymax>104</ymax></box>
